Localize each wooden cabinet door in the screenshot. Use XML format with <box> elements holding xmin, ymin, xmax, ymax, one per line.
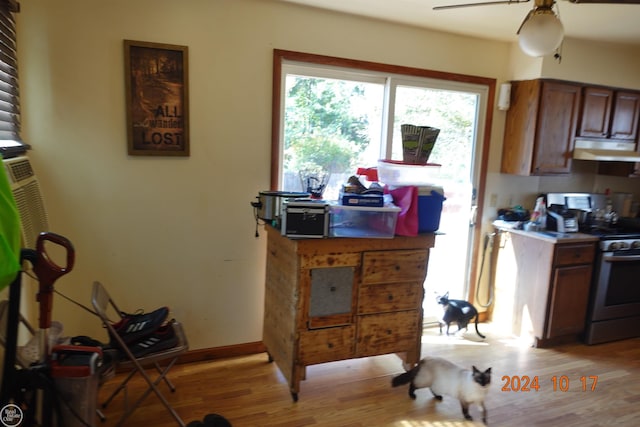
<box><xmin>610</xmin><ymin>91</ymin><xmax>640</xmax><ymax>141</ymax></box>
<box><xmin>532</xmin><ymin>82</ymin><xmax>581</xmax><ymax>174</ymax></box>
<box><xmin>501</xmin><ymin>80</ymin><xmax>541</xmax><ymax>175</ymax></box>
<box><xmin>578</xmin><ymin>87</ymin><xmax>613</xmax><ymax>138</ymax></box>
<box><xmin>547</xmin><ymin>264</ymin><xmax>592</xmax><ymax>338</ymax></box>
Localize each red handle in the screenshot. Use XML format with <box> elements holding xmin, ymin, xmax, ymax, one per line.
<box><xmin>34</xmin><ymin>232</ymin><xmax>75</xmax><ymax>329</ymax></box>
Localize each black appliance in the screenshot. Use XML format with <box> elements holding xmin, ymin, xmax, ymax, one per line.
<box><xmin>281</xmin><ymin>200</ymin><xmax>329</xmax><ymax>238</ymax></box>
<box><xmin>546</xmin><ymin>204</ymin><xmax>579</xmax><ymax>233</ymax></box>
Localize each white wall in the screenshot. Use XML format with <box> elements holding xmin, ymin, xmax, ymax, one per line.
<box><xmin>542</xmin><ymin>38</ymin><xmax>640</xmax><ymax>89</ymax></box>
<box><xmin>15</xmin><ymin>0</ymin><xmax>640</xmax><ymax>350</ymax></box>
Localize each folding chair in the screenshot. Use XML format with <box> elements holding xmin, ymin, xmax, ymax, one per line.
<box><xmin>91</xmin><ymin>280</ymin><xmax>189</xmax><ymax>427</ymax></box>
<box><xmin>0</xmin><ymin>299</ymin><xmax>37</xmax><ymax>369</ymax></box>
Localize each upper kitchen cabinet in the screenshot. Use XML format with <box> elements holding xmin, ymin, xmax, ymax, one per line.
<box><xmin>501</xmin><ymin>79</ymin><xmax>581</xmax><ymax>175</ymax></box>
<box><xmin>578</xmin><ymin>87</ymin><xmax>640</xmax><ymax>141</ymax></box>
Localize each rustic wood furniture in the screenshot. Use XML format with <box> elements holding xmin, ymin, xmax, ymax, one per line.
<box><xmin>262</xmin><ymin>226</ymin><xmax>435</xmax><ymax>400</ymax></box>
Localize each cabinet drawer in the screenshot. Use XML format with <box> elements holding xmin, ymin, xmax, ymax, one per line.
<box><xmin>554</xmin><ymin>244</ymin><xmax>595</xmax><ymax>266</ymax></box>
<box><xmin>298</xmin><ymin>325</ymin><xmax>355</xmax><ymax>365</ymax></box>
<box><xmin>362</xmin><ymin>250</ymin><xmax>428</xmax><ymax>284</ymax></box>
<box><xmin>356</xmin><ymin>311</ymin><xmax>419</xmax><ymax>357</ymax></box>
<box><xmin>358</xmin><ymin>282</ymin><xmax>423</xmax><ymax>314</ymax></box>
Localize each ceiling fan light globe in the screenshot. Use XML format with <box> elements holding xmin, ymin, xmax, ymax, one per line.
<box><xmin>518</xmin><ymin>12</ymin><xmax>564</xmax><ymax>57</ymax></box>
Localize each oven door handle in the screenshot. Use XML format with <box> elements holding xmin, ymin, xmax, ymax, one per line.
<box><xmin>603</xmin><ymin>254</ymin><xmax>640</xmax><ymax>262</ymax></box>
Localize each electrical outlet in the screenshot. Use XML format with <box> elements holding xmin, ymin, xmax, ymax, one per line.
<box><xmin>489</xmin><ymin>193</ymin><xmax>497</xmax><ymax>207</ymax></box>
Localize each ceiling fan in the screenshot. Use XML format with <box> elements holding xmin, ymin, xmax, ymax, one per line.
<box><xmin>434</xmin><ymin>0</ymin><xmax>640</xmax><ymax>57</ymax></box>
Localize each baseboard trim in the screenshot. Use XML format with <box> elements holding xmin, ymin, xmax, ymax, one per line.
<box><xmin>177</xmin><ymin>341</ymin><xmax>266</xmax><ymax>365</ymax></box>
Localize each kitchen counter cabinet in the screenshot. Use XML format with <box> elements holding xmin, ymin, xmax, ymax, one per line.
<box><xmin>501</xmin><ymin>79</ymin><xmax>581</xmax><ymax>175</ymax></box>
<box><xmin>262</xmin><ymin>226</ymin><xmax>435</xmax><ymax>400</ymax></box>
<box><xmin>492</xmin><ymin>230</ymin><xmax>596</xmax><ymax>347</ymax></box>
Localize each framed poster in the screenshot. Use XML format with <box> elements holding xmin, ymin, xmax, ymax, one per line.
<box><xmin>124</xmin><ymin>40</ymin><xmax>189</xmax><ymax>156</ymax></box>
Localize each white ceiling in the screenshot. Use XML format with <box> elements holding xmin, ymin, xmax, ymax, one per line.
<box><xmin>278</xmin><ymin>0</ymin><xmax>640</xmax><ymax>47</ymax></box>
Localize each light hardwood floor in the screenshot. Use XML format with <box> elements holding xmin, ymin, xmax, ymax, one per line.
<box><xmin>96</xmin><ymin>324</ymin><xmax>640</xmax><ymax>427</ymax></box>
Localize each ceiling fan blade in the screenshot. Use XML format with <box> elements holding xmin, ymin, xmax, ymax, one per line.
<box><xmin>433</xmin><ymin>0</ymin><xmax>530</xmax><ymax>10</ymax></box>
<box><xmin>569</xmin><ymin>0</ymin><xmax>640</xmax><ymax>3</ymax></box>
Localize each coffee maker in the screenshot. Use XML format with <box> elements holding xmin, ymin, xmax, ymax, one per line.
<box><xmin>547</xmin><ymin>204</ymin><xmax>579</xmax><ymax>233</ymax></box>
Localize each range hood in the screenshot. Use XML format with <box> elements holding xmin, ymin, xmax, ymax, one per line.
<box><xmin>573</xmin><ymin>139</ymin><xmax>640</xmax><ymax>162</ymax></box>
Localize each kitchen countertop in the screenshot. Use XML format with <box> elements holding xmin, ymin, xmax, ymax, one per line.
<box><xmin>493</xmin><ymin>220</ymin><xmax>599</xmax><ymax>244</ymax></box>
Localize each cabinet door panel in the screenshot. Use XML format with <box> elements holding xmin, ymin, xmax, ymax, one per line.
<box><xmin>533</xmin><ymin>82</ymin><xmax>581</xmax><ymax>174</ymax></box>
<box><xmin>610</xmin><ymin>91</ymin><xmax>640</xmax><ymax>140</ymax></box>
<box><xmin>299</xmin><ymin>326</ymin><xmax>355</xmax><ymax>365</ymax></box>
<box><xmin>358</xmin><ymin>282</ymin><xmax>423</xmax><ymax>314</ymax></box>
<box><xmin>356</xmin><ymin>311</ymin><xmax>419</xmax><ymax>357</ymax></box>
<box><xmin>501</xmin><ymin>80</ymin><xmax>540</xmax><ymax>175</ymax></box>
<box><xmin>578</xmin><ymin>87</ymin><xmax>612</xmax><ymax>138</ymax></box>
<box><xmin>547</xmin><ymin>265</ymin><xmax>592</xmax><ymax>338</ymax></box>
<box><xmin>362</xmin><ymin>250</ymin><xmax>428</xmax><ymax>284</ymax></box>
<box><xmin>308</xmin><ymin>267</ymin><xmax>355</xmax><ymax>329</ymax></box>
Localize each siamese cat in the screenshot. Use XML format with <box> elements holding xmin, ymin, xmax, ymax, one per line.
<box><xmin>392</xmin><ymin>356</ymin><xmax>491</xmax><ymax>424</ymax></box>
<box><xmin>437</xmin><ymin>292</ymin><xmax>486</xmax><ymax>339</ymax></box>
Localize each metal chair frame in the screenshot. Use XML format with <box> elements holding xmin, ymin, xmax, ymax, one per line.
<box><xmin>91</xmin><ymin>281</ymin><xmax>188</xmax><ymax>427</ymax></box>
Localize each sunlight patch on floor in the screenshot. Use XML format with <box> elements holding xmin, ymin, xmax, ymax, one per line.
<box><xmin>391</xmin><ymin>420</ymin><xmax>481</xmax><ymax>426</ymax></box>
<box><xmin>497</xmin><ymin>335</ymin><xmax>535</xmax><ymax>349</ymax></box>
<box><xmin>421</xmin><ymin>334</ymin><xmax>489</xmax><ymax>346</ymax></box>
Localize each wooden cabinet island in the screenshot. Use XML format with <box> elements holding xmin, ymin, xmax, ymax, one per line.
<box><xmin>262</xmin><ymin>226</ymin><xmax>435</xmax><ymax>400</ymax></box>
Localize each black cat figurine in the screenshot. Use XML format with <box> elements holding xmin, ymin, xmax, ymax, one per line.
<box><xmin>437</xmin><ymin>292</ymin><xmax>485</xmax><ymax>339</ymax></box>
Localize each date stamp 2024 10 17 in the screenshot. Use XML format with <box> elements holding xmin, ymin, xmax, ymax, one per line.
<box><xmin>501</xmin><ymin>375</ymin><xmax>599</xmax><ymax>392</ymax></box>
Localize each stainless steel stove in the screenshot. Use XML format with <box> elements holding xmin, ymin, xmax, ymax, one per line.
<box><xmin>546</xmin><ymin>193</ymin><xmax>640</xmax><ymax>345</ymax></box>
<box><xmin>583</xmin><ymin>225</ymin><xmax>640</xmax><ymax>345</ymax></box>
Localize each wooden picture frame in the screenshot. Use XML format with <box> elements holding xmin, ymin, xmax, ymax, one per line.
<box><xmin>124</xmin><ymin>40</ymin><xmax>189</xmax><ymax>156</ymax></box>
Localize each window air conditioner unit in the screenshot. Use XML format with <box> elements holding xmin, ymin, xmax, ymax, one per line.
<box><xmin>2</xmin><ymin>156</ymin><xmax>49</xmax><ymax>249</ymax></box>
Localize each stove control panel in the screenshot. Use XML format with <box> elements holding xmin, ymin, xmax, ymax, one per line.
<box><xmin>600</xmin><ymin>239</ymin><xmax>640</xmax><ymax>251</ymax></box>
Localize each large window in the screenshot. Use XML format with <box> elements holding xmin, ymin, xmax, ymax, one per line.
<box><xmin>273</xmin><ymin>51</ymin><xmax>491</xmax><ymax>202</ymax></box>
<box><xmin>0</xmin><ymin>0</ymin><xmax>26</xmax><ymax>159</ymax></box>
<box><xmin>272</xmin><ymin>50</ymin><xmax>496</xmax><ymax>311</ymax></box>
<box><xmin>281</xmin><ymin>66</ymin><xmax>385</xmax><ymax>199</ymax></box>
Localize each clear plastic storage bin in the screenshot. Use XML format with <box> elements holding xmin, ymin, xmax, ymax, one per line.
<box><xmin>329</xmin><ymin>204</ymin><xmax>400</xmax><ymax>238</ymax></box>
